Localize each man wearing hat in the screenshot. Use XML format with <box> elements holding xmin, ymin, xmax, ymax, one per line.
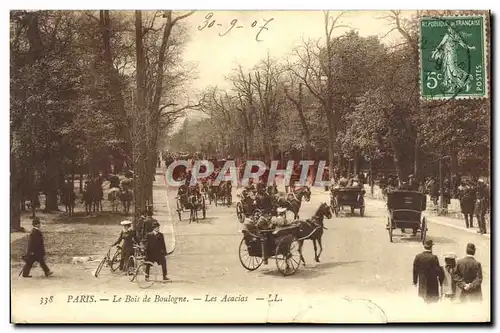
<box><xmin>112</xmin><ymin>220</ymin><xmax>139</xmax><ymax>272</ymax></box>
<box><xmin>142</xmin><ymin>210</ymin><xmax>158</xmax><ymax>240</ymax></box>
<box><xmin>475</xmin><ymin>179</ymin><xmax>489</xmax><ymax>234</ymax></box>
<box><xmin>456</xmin><ymin>243</ymin><xmax>483</xmax><ymax>302</ymax></box>
<box><xmin>412</xmin><ymin>239</ymin><xmax>444</xmax><ymax>303</ymax></box>
<box><xmin>22</xmin><ymin>218</ymin><xmax>53</xmax><ymax>278</ymax></box>
<box><xmin>144</xmin><ymin>221</ymin><xmax>169</xmax><ymax>281</ymax></box>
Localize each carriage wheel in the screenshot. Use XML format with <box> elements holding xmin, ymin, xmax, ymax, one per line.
<box><xmin>135</xmin><ymin>261</ymin><xmax>155</xmax><ymax>289</ymax></box>
<box><xmin>110</xmin><ymin>247</ymin><xmax>122</xmax><ymax>272</ymax></box>
<box><xmin>388</xmin><ymin>218</ymin><xmax>393</xmax><ymax>243</ymax></box>
<box><xmin>360</xmin><ymin>206</ymin><xmax>365</xmax><ymax>217</ymax></box>
<box><xmin>94</xmin><ymin>256</ymin><xmax>107</xmax><ymax>278</ymax></box>
<box><xmin>238</xmin><ymin>238</ymin><xmax>263</xmax><ymax>271</ymax></box>
<box><xmin>275</xmin><ymin>239</ymin><xmax>300</xmax><ymax>276</ymax></box>
<box><xmin>236</xmin><ymin>202</ymin><xmax>244</xmax><ymax>223</ymax></box>
<box><xmin>421</xmin><ymin>218</ymin><xmax>427</xmax><ymax>244</ymax></box>
<box><xmin>127</xmin><ymin>256</ymin><xmax>137</xmax><ymax>281</ymax></box>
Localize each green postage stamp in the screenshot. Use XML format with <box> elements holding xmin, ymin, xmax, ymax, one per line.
<box><xmin>420</xmin><ymin>15</ymin><xmax>488</xmax><ymax>99</ymax></box>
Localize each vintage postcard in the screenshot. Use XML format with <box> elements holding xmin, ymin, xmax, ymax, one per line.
<box><xmin>10</xmin><ymin>9</ymin><xmax>491</xmax><ymax>323</ymax></box>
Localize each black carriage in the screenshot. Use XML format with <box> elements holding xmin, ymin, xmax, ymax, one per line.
<box><xmin>176</xmin><ymin>191</ymin><xmax>206</xmax><ymax>222</ymax></box>
<box><xmin>238</xmin><ymin>225</ymin><xmax>301</xmax><ymax>276</ymax></box>
<box><xmin>330</xmin><ymin>187</ymin><xmax>365</xmax><ymax>217</ymax></box>
<box><xmin>235</xmin><ymin>193</ymin><xmax>258</xmax><ymax>223</ymax></box>
<box><xmin>386</xmin><ymin>190</ymin><xmax>427</xmax><ymax>243</ymax></box>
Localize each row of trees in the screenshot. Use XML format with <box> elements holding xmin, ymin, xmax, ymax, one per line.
<box><xmin>169</xmin><ymin>10</ymin><xmax>490</xmax><ymax>181</ymax></box>
<box><xmin>10</xmin><ymin>10</ymin><xmax>197</xmax><ymax>230</ymax></box>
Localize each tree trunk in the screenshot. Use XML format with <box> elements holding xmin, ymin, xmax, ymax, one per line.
<box><xmin>10</xmin><ymin>160</ymin><xmax>22</xmax><ymax>231</ymax></box>
<box><xmin>133</xmin><ymin>10</ymin><xmax>148</xmax><ymax>223</ymax></box>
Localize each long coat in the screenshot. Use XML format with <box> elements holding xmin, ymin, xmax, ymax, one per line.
<box><xmin>145</xmin><ymin>231</ymin><xmax>167</xmax><ymax>261</ymax></box>
<box><xmin>113</xmin><ymin>229</ymin><xmax>138</xmax><ymax>255</ymax></box>
<box><xmin>456</xmin><ymin>256</ymin><xmax>483</xmax><ymax>302</ymax></box>
<box><xmin>413</xmin><ymin>250</ymin><xmax>444</xmax><ymax>301</ymax></box>
<box><xmin>26</xmin><ymin>228</ymin><xmax>45</xmax><ymax>260</ymax></box>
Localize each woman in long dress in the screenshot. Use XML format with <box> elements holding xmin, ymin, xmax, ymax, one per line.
<box><xmin>432</xmin><ymin>26</ymin><xmax>476</xmax><ymax>93</ymax></box>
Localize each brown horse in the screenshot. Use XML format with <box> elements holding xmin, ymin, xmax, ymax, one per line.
<box><xmin>295</xmin><ymin>202</ymin><xmax>332</xmax><ymax>266</ymax></box>
<box><xmin>275</xmin><ymin>186</ymin><xmax>311</xmax><ymax>220</ymax></box>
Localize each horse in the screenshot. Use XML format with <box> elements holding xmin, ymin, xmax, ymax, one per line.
<box><xmin>188</xmin><ymin>194</ymin><xmax>202</xmax><ymax>223</ymax></box>
<box><xmin>275</xmin><ymin>186</ymin><xmax>311</xmax><ymax>220</ymax></box>
<box><xmin>61</xmin><ymin>182</ymin><xmax>76</xmax><ymax>216</ymax></box>
<box><xmin>108</xmin><ymin>189</ymin><xmax>121</xmax><ymax>213</ymax></box>
<box><xmin>295</xmin><ymin>202</ymin><xmax>332</xmax><ymax>266</ymax></box>
<box><xmin>120</xmin><ymin>188</ymin><xmax>133</xmax><ymax>214</ymax></box>
<box><xmin>82</xmin><ymin>183</ymin><xmax>94</xmax><ymax>215</ymax></box>
<box><xmin>236</xmin><ymin>192</ymin><xmax>257</xmax><ymax>222</ymax></box>
<box><xmin>215</xmin><ymin>181</ymin><xmax>232</xmax><ymax>206</ymax></box>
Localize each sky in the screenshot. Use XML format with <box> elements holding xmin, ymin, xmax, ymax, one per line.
<box><xmin>181</xmin><ymin>10</ymin><xmax>415</xmax><ymax>95</ymax></box>
<box><xmin>163</xmin><ymin>10</ymin><xmax>417</xmax><ymax>132</ymax></box>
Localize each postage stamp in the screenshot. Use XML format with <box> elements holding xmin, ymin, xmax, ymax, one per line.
<box><xmin>420</xmin><ymin>15</ymin><xmax>488</xmax><ymax>99</ymax></box>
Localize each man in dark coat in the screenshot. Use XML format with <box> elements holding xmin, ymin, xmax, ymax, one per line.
<box><xmin>413</xmin><ymin>239</ymin><xmax>444</xmax><ymax>303</ymax></box>
<box><xmin>22</xmin><ymin>218</ymin><xmax>53</xmax><ymax>278</ymax></box>
<box><xmin>144</xmin><ymin>221</ymin><xmax>169</xmax><ymax>281</ymax></box>
<box><xmin>475</xmin><ymin>180</ymin><xmax>489</xmax><ymax>234</ymax></box>
<box><xmin>456</xmin><ymin>243</ymin><xmax>483</xmax><ymax>303</ymax></box>
<box><xmin>142</xmin><ymin>211</ymin><xmax>158</xmax><ymax>240</ymax></box>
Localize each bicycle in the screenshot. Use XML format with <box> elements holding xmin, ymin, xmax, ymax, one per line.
<box><xmin>94</xmin><ymin>246</ymin><xmax>121</xmax><ymax>278</ymax></box>
<box><xmin>133</xmin><ymin>260</ymin><xmax>169</xmax><ymax>289</ymax></box>
<box><xmin>126</xmin><ymin>244</ymin><xmax>146</xmax><ymax>280</ymax></box>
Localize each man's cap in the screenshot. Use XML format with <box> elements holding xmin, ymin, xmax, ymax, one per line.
<box><xmin>444</xmin><ymin>252</ymin><xmax>457</xmax><ymax>259</ymax></box>
<box><xmin>32</xmin><ymin>218</ymin><xmax>41</xmax><ymax>226</ymax></box>
<box><xmin>423</xmin><ymin>239</ymin><xmax>434</xmax><ymax>249</ymax></box>
<box><xmin>120</xmin><ymin>220</ymin><xmax>132</xmax><ymax>226</ymax></box>
<box><xmin>467</xmin><ymin>243</ymin><xmax>476</xmax><ymax>253</ymax></box>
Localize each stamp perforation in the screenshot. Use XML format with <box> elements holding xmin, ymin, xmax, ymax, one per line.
<box><xmin>419</xmin><ymin>12</ymin><xmax>490</xmax><ymax>100</ymax></box>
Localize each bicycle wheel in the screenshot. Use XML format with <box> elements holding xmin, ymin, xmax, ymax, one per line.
<box><xmin>110</xmin><ymin>247</ymin><xmax>122</xmax><ymax>272</ymax></box>
<box><xmin>127</xmin><ymin>256</ymin><xmax>137</xmax><ymax>282</ymax></box>
<box><xmin>94</xmin><ymin>256</ymin><xmax>107</xmax><ymax>278</ymax></box>
<box><xmin>136</xmin><ymin>262</ymin><xmax>155</xmax><ymax>289</ymax></box>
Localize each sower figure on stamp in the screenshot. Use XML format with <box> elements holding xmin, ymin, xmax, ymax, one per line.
<box><xmin>22</xmin><ymin>218</ymin><xmax>53</xmax><ymax>278</ymax></box>
<box><xmin>144</xmin><ymin>221</ymin><xmax>169</xmax><ymax>281</ymax></box>
<box><xmin>413</xmin><ymin>240</ymin><xmax>444</xmax><ymax>303</ymax></box>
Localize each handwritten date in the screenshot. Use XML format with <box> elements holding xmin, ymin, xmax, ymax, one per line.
<box><xmin>198</xmin><ymin>12</ymin><xmax>274</xmax><ymax>42</ymax></box>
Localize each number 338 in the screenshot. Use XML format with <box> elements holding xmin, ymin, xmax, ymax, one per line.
<box><xmin>40</xmin><ymin>296</ymin><xmax>54</xmax><ymax>305</ymax></box>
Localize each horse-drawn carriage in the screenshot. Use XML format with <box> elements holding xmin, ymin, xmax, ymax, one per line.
<box><xmin>176</xmin><ymin>186</ymin><xmax>206</xmax><ymax>223</ymax></box>
<box><xmin>239</xmin><ymin>224</ymin><xmax>302</xmax><ymax>276</ymax></box>
<box><xmin>330</xmin><ymin>187</ymin><xmax>365</xmax><ymax>217</ymax></box>
<box><xmin>386</xmin><ymin>190</ymin><xmax>427</xmax><ymax>243</ymax></box>
<box><xmin>238</xmin><ymin>202</ymin><xmax>332</xmax><ymax>275</ymax></box>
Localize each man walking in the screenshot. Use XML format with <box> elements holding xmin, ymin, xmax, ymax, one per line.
<box><xmin>413</xmin><ymin>240</ymin><xmax>444</xmax><ymax>303</ymax></box>
<box><xmin>144</xmin><ymin>221</ymin><xmax>169</xmax><ymax>281</ymax></box>
<box><xmin>22</xmin><ymin>218</ymin><xmax>53</xmax><ymax>278</ymax></box>
<box><xmin>475</xmin><ymin>179</ymin><xmax>489</xmax><ymax>234</ymax></box>
<box><xmin>456</xmin><ymin>243</ymin><xmax>483</xmax><ymax>303</ymax></box>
